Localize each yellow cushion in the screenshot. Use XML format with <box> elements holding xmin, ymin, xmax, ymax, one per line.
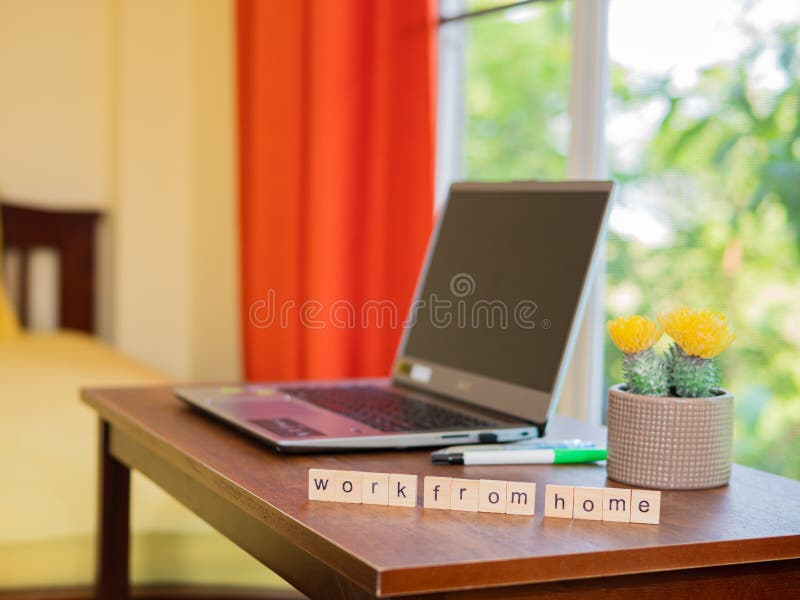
<box><xmin>0</xmin><ymin>209</ymin><xmax>21</xmax><ymax>340</ymax></box>
<box><xmin>0</xmin><ymin>332</ymin><xmax>287</xmax><ymax>589</ymax></box>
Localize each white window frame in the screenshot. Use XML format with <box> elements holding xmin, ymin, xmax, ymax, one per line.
<box><xmin>436</xmin><ymin>0</ymin><xmax>610</xmax><ymax>423</ymax></box>
<box><xmin>436</xmin><ymin>0</ymin><xmax>467</xmax><ymax>210</ymax></box>
<box><xmin>561</xmin><ymin>0</ymin><xmax>609</xmax><ymax>424</ymax></box>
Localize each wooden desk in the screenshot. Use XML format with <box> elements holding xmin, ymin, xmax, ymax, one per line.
<box><xmin>82</xmin><ymin>386</ymin><xmax>800</xmax><ymax>599</ymax></box>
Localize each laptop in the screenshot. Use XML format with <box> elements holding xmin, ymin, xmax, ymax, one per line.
<box><xmin>175</xmin><ymin>180</ymin><xmax>614</xmax><ymax>452</ymax></box>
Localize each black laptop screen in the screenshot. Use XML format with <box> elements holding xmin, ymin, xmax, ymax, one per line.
<box><xmin>402</xmin><ymin>187</ymin><xmax>609</xmax><ymax>393</ymax></box>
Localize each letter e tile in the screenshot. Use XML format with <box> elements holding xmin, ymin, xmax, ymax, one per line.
<box><xmin>631</xmin><ymin>489</ymin><xmax>661</xmax><ymax>524</ymax></box>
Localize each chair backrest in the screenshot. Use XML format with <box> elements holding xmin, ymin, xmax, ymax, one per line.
<box><xmin>1</xmin><ymin>201</ymin><xmax>100</xmax><ymax>334</ymax></box>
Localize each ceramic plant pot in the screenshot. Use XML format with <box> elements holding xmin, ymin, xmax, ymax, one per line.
<box><xmin>606</xmin><ymin>383</ymin><xmax>734</xmax><ymax>490</ymax></box>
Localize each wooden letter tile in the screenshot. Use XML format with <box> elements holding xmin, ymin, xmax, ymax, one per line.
<box><xmin>631</xmin><ymin>489</ymin><xmax>661</xmax><ymax>524</ymax></box>
<box><xmin>573</xmin><ymin>487</ymin><xmax>603</xmax><ymax>521</ymax></box>
<box><xmin>505</xmin><ymin>481</ymin><xmax>536</xmax><ymax>515</ymax></box>
<box><xmin>450</xmin><ymin>478</ymin><xmax>479</xmax><ymax>512</ymax></box>
<box><xmin>603</xmin><ymin>487</ymin><xmax>632</xmax><ymax>522</ymax></box>
<box><xmin>308</xmin><ymin>469</ymin><xmax>337</xmax><ymax>502</ymax></box>
<box><xmin>362</xmin><ymin>472</ymin><xmax>390</xmax><ymax>505</ymax></box>
<box><xmin>335</xmin><ymin>470</ymin><xmax>363</xmax><ymax>503</ymax></box>
<box><xmin>388</xmin><ymin>473</ymin><xmax>417</xmax><ymax>507</ymax></box>
<box><xmin>544</xmin><ymin>484</ymin><xmax>574</xmax><ymax>518</ymax></box>
<box><xmin>478</xmin><ymin>480</ymin><xmax>508</xmax><ymax>513</ymax></box>
<box><xmin>424</xmin><ymin>476</ymin><xmax>452</xmax><ymax>510</ymax></box>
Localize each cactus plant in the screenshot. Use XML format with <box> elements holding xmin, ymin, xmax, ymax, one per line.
<box><xmin>607</xmin><ymin>316</ymin><xmax>669</xmax><ymax>396</ymax></box>
<box><xmin>622</xmin><ymin>347</ymin><xmax>669</xmax><ymax>396</ymax></box>
<box><xmin>659</xmin><ymin>307</ymin><xmax>735</xmax><ymax>398</ymax></box>
<box><xmin>665</xmin><ymin>344</ymin><xmax>719</xmax><ymax>398</ymax></box>
<box><xmin>608</xmin><ymin>308</ymin><xmax>734</xmax><ymax>398</ymax></box>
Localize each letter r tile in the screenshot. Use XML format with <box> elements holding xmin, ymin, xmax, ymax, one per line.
<box><xmin>362</xmin><ymin>472</ymin><xmax>390</xmax><ymax>505</ymax></box>
<box><xmin>450</xmin><ymin>478</ymin><xmax>479</xmax><ymax>512</ymax></box>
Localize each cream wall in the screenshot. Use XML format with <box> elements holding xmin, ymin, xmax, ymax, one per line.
<box><xmin>114</xmin><ymin>0</ymin><xmax>195</xmax><ymax>378</ymax></box>
<box><xmin>0</xmin><ymin>0</ymin><xmax>241</xmax><ymax>381</ymax></box>
<box><xmin>0</xmin><ymin>0</ymin><xmax>113</xmax><ymax>206</ymax></box>
<box><xmin>114</xmin><ymin>0</ymin><xmax>242</xmax><ymax>380</ymax></box>
<box><xmin>190</xmin><ymin>2</ymin><xmax>242</xmax><ymax>380</ymax></box>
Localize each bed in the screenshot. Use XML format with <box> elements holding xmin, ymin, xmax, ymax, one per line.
<box><xmin>0</xmin><ymin>202</ymin><xmax>293</xmax><ymax>598</ymax></box>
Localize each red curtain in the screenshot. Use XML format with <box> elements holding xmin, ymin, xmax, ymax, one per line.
<box><xmin>237</xmin><ymin>0</ymin><xmax>437</xmax><ymax>381</ymax></box>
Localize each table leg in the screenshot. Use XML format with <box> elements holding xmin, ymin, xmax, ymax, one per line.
<box><xmin>95</xmin><ymin>420</ymin><xmax>131</xmax><ymax>600</ymax></box>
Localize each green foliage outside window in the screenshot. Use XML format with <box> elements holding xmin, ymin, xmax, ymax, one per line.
<box><xmin>457</xmin><ymin>1</ymin><xmax>799</xmax><ymax>479</ymax></box>
<box><xmin>461</xmin><ymin>2</ymin><xmax>571</xmax><ymax>180</ymax></box>
<box><xmin>606</xmin><ymin>21</ymin><xmax>800</xmax><ymax>480</ymax></box>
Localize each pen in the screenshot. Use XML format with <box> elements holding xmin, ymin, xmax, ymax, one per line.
<box><xmin>433</xmin><ymin>448</ymin><xmax>607</xmax><ymax>466</ymax></box>
<box><xmin>434</xmin><ymin>438</ymin><xmax>595</xmax><ymax>455</ymax></box>
<box><xmin>431</xmin><ymin>438</ymin><xmax>595</xmax><ymax>463</ymax></box>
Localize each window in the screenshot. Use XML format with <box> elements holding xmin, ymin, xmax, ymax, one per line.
<box><xmin>606</xmin><ymin>0</ymin><xmax>800</xmax><ymax>479</ymax></box>
<box><xmin>438</xmin><ymin>1</ymin><xmax>572</xmax><ymax>195</ymax></box>
<box><xmin>438</xmin><ymin>0</ymin><xmax>800</xmax><ymax>479</ymax></box>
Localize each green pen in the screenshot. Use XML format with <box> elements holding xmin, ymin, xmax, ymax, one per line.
<box><xmin>439</xmin><ymin>447</ymin><xmax>607</xmax><ymax>466</ymax></box>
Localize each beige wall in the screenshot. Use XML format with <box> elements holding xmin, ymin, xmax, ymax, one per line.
<box><xmin>0</xmin><ymin>0</ymin><xmax>241</xmax><ymax>381</ymax></box>
<box><xmin>114</xmin><ymin>0</ymin><xmax>195</xmax><ymax>378</ymax></box>
<box><xmin>0</xmin><ymin>0</ymin><xmax>114</xmax><ymax>206</ymax></box>
<box><xmin>190</xmin><ymin>2</ymin><xmax>242</xmax><ymax>380</ymax></box>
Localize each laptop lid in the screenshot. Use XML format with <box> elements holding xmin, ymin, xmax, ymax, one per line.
<box><xmin>392</xmin><ymin>181</ymin><xmax>614</xmax><ymax>426</ymax></box>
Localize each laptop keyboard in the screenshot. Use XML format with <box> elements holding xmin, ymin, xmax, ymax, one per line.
<box><xmin>280</xmin><ymin>385</ymin><xmax>493</xmax><ymax>432</ymax></box>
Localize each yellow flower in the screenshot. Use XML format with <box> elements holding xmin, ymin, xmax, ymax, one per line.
<box><xmin>607</xmin><ymin>315</ymin><xmax>663</xmax><ymax>354</ymax></box>
<box><xmin>659</xmin><ymin>307</ymin><xmax>735</xmax><ymax>359</ymax></box>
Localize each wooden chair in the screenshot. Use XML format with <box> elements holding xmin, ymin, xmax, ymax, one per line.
<box><xmin>1</xmin><ymin>202</ymin><xmax>100</xmax><ymax>334</ymax></box>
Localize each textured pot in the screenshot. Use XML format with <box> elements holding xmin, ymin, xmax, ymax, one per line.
<box><xmin>606</xmin><ymin>384</ymin><xmax>734</xmax><ymax>490</ymax></box>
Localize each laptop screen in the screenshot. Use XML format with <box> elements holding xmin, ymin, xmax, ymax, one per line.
<box><xmin>400</xmin><ymin>183</ymin><xmax>610</xmax><ymax>396</ymax></box>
